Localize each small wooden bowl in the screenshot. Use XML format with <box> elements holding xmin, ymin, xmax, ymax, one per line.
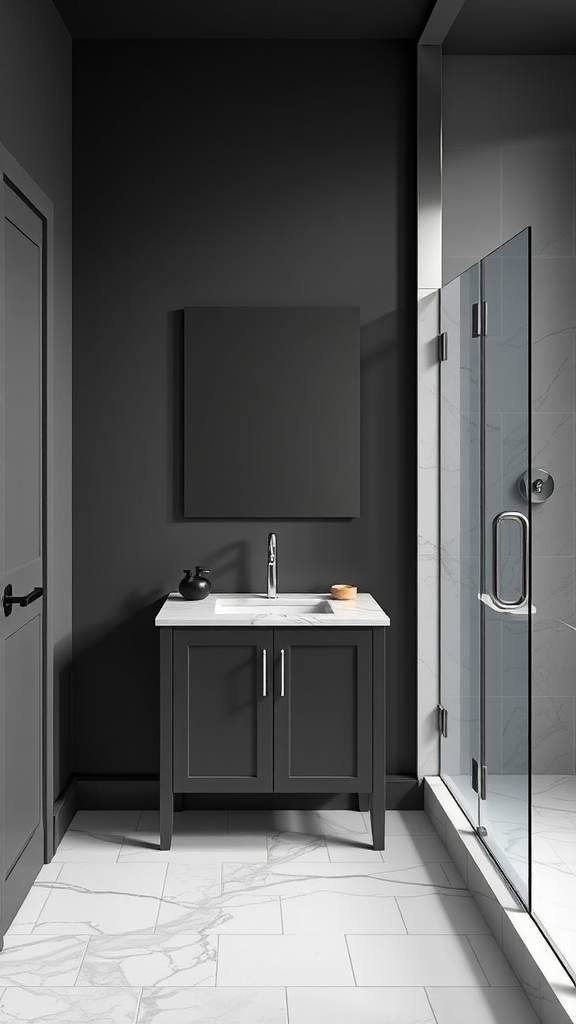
<box><xmin>330</xmin><ymin>584</ymin><xmax>357</xmax><ymax>600</ymax></box>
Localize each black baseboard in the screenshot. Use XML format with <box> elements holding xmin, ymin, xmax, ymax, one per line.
<box><xmin>53</xmin><ymin>773</ymin><xmax>422</xmax><ymax>820</ymax></box>
<box><xmin>53</xmin><ymin>776</ymin><xmax>79</xmax><ymax>848</ymax></box>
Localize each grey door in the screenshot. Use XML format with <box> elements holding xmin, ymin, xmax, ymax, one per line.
<box><xmin>0</xmin><ymin>180</ymin><xmax>45</xmax><ymax>935</ymax></box>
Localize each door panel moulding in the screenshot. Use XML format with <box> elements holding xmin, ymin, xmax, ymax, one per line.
<box><xmin>0</xmin><ymin>143</ymin><xmax>55</xmax><ymax>864</ymax></box>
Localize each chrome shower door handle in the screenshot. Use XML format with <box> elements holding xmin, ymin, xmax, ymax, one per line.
<box><xmin>491</xmin><ymin>510</ymin><xmax>529</xmax><ymax>609</ymax></box>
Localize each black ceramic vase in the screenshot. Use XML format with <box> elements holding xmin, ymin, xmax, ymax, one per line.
<box><xmin>178</xmin><ymin>567</ymin><xmax>211</xmax><ymax>600</ymax></box>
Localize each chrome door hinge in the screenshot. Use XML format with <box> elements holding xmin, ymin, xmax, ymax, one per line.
<box><xmin>437</xmin><ymin>704</ymin><xmax>448</xmax><ymax>738</ymax></box>
<box><xmin>438</xmin><ymin>332</ymin><xmax>448</xmax><ymax>362</ymax></box>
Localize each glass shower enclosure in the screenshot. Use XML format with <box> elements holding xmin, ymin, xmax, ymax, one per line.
<box><xmin>439</xmin><ymin>229</ymin><xmax>532</xmax><ymax>903</ymax></box>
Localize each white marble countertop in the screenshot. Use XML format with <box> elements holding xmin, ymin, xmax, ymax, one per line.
<box><xmin>155</xmin><ymin>592</ymin><xmax>390</xmax><ymax>627</ymax></box>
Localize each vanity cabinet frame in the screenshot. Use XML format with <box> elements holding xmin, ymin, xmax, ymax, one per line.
<box><xmin>159</xmin><ymin>625</ymin><xmax>386</xmax><ymax>850</ymax></box>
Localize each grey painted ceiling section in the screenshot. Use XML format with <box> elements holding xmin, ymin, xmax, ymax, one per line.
<box><xmin>444</xmin><ymin>0</ymin><xmax>576</xmax><ymax>53</ymax></box>
<box><xmin>52</xmin><ymin>0</ymin><xmax>435</xmax><ymax>39</ymax></box>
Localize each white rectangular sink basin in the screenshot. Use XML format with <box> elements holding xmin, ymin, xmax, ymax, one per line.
<box><xmin>214</xmin><ymin>596</ymin><xmax>333</xmax><ymax>615</ymax></box>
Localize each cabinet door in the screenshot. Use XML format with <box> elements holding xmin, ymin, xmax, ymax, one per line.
<box><xmin>173</xmin><ymin>629</ymin><xmax>273</xmax><ymax>792</ymax></box>
<box><xmin>273</xmin><ymin>629</ymin><xmax>372</xmax><ymax>792</ymax></box>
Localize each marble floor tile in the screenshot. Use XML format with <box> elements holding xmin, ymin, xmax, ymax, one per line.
<box><xmin>326</xmin><ymin>836</ymin><xmax>384</xmax><ymax>862</ymax></box>
<box><xmin>52</xmin><ymin>830</ymin><xmax>125</xmax><ymax>862</ymax></box>
<box><xmin>396</xmin><ymin>893</ymin><xmax>492</xmax><ymax>935</ymax></box>
<box><xmin>137</xmin><ymin>986</ymin><xmax>287</xmax><ymax>1023</ymax></box>
<box><xmin>161</xmin><ymin>863</ymin><xmax>221</xmax><ymax>902</ymax></box>
<box><xmin>266</xmin><ymin>832</ymin><xmax>329</xmax><ymax>864</ymax></box>
<box><xmin>227</xmin><ymin>808</ymin><xmax>370</xmax><ymax>837</ymax></box>
<box><xmin>119</xmin><ymin>833</ymin><xmax>267</xmax><ymax>863</ymax></box>
<box><xmin>280</xmin><ymin>891</ymin><xmax>406</xmax><ymax>934</ymax></box>
<box><xmin>156</xmin><ymin>892</ymin><xmax>282</xmax><ymax>935</ymax></box>
<box><xmin>222</xmin><ymin>861</ymin><xmax>455</xmax><ymax>899</ymax></box>
<box><xmin>0</xmin><ymin>985</ymin><xmax>140</xmax><ymax>1023</ymax></box>
<box><xmin>76</xmin><ymin>932</ymin><xmax>218</xmax><ymax>986</ymax></box>
<box><xmin>216</xmin><ymin>934</ymin><xmax>355</xmax><ymax>986</ymax></box>
<box><xmin>466</xmin><ymin>933</ymin><xmax>520</xmax><ymax>986</ymax></box>
<box><xmin>380</xmin><ymin>834</ymin><xmax>452</xmax><ymax>867</ymax></box>
<box><xmin>0</xmin><ymin>935</ymin><xmax>89</xmax><ymax>986</ymax></box>
<box><xmin>347</xmin><ymin>934</ymin><xmax>490</xmax><ymax>987</ymax></box>
<box><xmin>137</xmin><ymin>810</ymin><xmax>228</xmax><ymax>834</ymax></box>
<box><xmin>287</xmin><ymin>986</ymin><xmax>436</xmax><ymax>1024</ymax></box>
<box><xmin>34</xmin><ymin>863</ymin><xmax>166</xmax><ymax>935</ymax></box>
<box><xmin>70</xmin><ymin>810</ymin><xmax>142</xmax><ymax>835</ymax></box>
<box><xmin>36</xmin><ymin>864</ymin><xmax>63</xmax><ymax>883</ymax></box>
<box><xmin>426</xmin><ymin>986</ymin><xmax>540</xmax><ymax>1024</ymax></box>
<box><xmin>5</xmin><ymin>885</ymin><xmax>53</xmax><ymax>935</ymax></box>
<box><xmin>383</xmin><ymin>811</ymin><xmax>436</xmax><ymax>836</ymax></box>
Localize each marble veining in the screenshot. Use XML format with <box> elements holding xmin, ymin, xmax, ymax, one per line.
<box><xmin>155</xmin><ymin>591</ymin><xmax>389</xmax><ymax>627</ymax></box>
<box><xmin>0</xmin><ymin>808</ymin><xmax>541</xmax><ymax>1024</ymax></box>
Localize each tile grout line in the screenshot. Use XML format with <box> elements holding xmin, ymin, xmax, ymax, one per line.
<box><xmin>132</xmin><ymin>985</ymin><xmax>144</xmax><ymax>1024</ymax></box>
<box><xmin>463</xmin><ymin>934</ymin><xmax>492</xmax><ymax>987</ymax></box>
<box><xmin>279</xmin><ymin>895</ymin><xmax>285</xmax><ymax>935</ymax></box>
<box><xmin>72</xmin><ymin>934</ymin><xmax>92</xmax><ymax>986</ymax></box>
<box><xmin>343</xmin><ymin>933</ymin><xmax>358</xmax><ymax>986</ymax></box>
<box><xmin>423</xmin><ymin>985</ymin><xmax>440</xmax><ymax>1023</ymax></box>
<box><xmin>284</xmin><ymin>985</ymin><xmax>290</xmax><ymax>1024</ymax></box>
<box><xmin>393</xmin><ymin>895</ymin><xmax>409</xmax><ymax>934</ymax></box>
<box><xmin>214</xmin><ymin>933</ymin><xmax>220</xmax><ymax>986</ymax></box>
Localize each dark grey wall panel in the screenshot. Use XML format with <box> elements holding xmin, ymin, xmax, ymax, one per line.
<box><xmin>184</xmin><ymin>306</ymin><xmax>360</xmax><ymax>518</ymax></box>
<box><xmin>72</xmin><ymin>40</ymin><xmax>417</xmax><ymax>779</ymax></box>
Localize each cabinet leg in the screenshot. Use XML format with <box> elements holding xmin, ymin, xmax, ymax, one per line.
<box><xmin>160</xmin><ymin>793</ymin><xmax>173</xmax><ymax>851</ymax></box>
<box><xmin>358</xmin><ymin>793</ymin><xmax>370</xmax><ymax>813</ymax></box>
<box><xmin>370</xmin><ymin>785</ymin><xmax>385</xmax><ymax>851</ymax></box>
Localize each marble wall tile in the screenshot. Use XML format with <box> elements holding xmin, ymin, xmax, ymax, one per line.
<box><xmin>532</xmin><ymin>556</ymin><xmax>575</xmax><ymax>623</ymax></box>
<box><xmin>532</xmin><ymin>257</ymin><xmax>576</xmax><ymax>343</ymax></box>
<box><xmin>532</xmin><ymin>696</ymin><xmax>575</xmax><ymax>774</ymax></box>
<box><xmin>442</xmin><ymin>57</ymin><xmax>502</xmax><ymax>147</ymax></box>
<box><xmin>502</xmin><ymin>697</ymin><xmax>529</xmax><ymax>775</ymax></box>
<box><xmin>443</xmin><ymin>147</ymin><xmax>502</xmax><ymax>259</ymax></box>
<box><xmin>443</xmin><ymin>256</ymin><xmax>479</xmax><ymax>286</ymax></box>
<box><xmin>502</xmin><ymin>148</ymin><xmax>574</xmax><ymax>257</ymax></box>
<box><xmin>532</xmin><ymin>334</ymin><xmax>574</xmax><ymax>413</ymax></box>
<box><xmin>531</xmin><ymin>413</ymin><xmax>574</xmax><ymax>556</ymax></box>
<box><xmin>501</xmin><ymin>57</ymin><xmax>576</xmax><ymax>148</ymax></box>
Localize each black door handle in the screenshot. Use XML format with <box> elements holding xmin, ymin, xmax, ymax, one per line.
<box><xmin>2</xmin><ymin>584</ymin><xmax>43</xmax><ymax>617</ymax></box>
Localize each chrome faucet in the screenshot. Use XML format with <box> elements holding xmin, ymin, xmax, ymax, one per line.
<box><xmin>267</xmin><ymin>532</ymin><xmax>277</xmax><ymax>598</ymax></box>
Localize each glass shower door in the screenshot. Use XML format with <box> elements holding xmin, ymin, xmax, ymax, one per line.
<box><xmin>440</xmin><ymin>229</ymin><xmax>531</xmax><ymax>905</ymax></box>
<box><xmin>480</xmin><ymin>229</ymin><xmax>531</xmax><ymax>903</ymax></box>
<box><xmin>440</xmin><ymin>264</ymin><xmax>481</xmax><ymax>828</ymax></box>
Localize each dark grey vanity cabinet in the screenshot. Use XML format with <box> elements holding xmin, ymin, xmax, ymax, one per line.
<box><xmin>160</xmin><ymin>626</ymin><xmax>385</xmax><ymax>850</ymax></box>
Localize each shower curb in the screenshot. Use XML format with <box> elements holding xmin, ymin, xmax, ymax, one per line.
<box><xmin>424</xmin><ymin>776</ymin><xmax>576</xmax><ymax>1024</ymax></box>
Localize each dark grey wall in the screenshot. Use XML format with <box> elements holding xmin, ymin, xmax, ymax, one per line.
<box><xmin>73</xmin><ymin>40</ymin><xmax>416</xmax><ymax>778</ymax></box>
<box><xmin>0</xmin><ymin>0</ymin><xmax>73</xmax><ymax>798</ymax></box>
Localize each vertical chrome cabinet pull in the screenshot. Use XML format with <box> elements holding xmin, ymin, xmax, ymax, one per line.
<box><xmin>280</xmin><ymin>649</ymin><xmax>285</xmax><ymax>696</ymax></box>
<box><xmin>491</xmin><ymin>511</ymin><xmax>529</xmax><ymax>609</ymax></box>
<box><xmin>262</xmin><ymin>649</ymin><xmax>267</xmax><ymax>697</ymax></box>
